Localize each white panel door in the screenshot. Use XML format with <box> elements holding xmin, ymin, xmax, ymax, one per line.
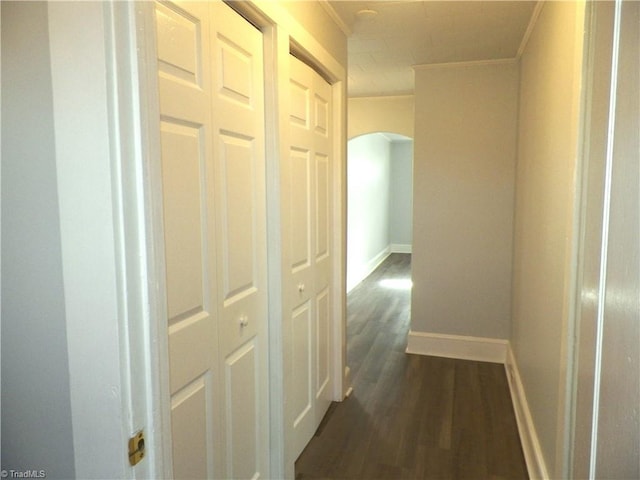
<box><xmin>155</xmin><ymin>2</ymin><xmax>217</xmax><ymax>478</ymax></box>
<box><xmin>156</xmin><ymin>1</ymin><xmax>268</xmax><ymax>478</ymax></box>
<box><xmin>285</xmin><ymin>55</ymin><xmax>333</xmax><ymax>462</ymax></box>
<box><xmin>210</xmin><ymin>2</ymin><xmax>269</xmax><ymax>479</ymax></box>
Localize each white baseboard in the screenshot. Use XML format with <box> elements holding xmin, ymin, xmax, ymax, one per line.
<box><xmin>367</xmin><ymin>247</ymin><xmax>391</xmax><ymax>276</ymax></box>
<box><xmin>346</xmin><ymin>247</ymin><xmax>390</xmax><ymax>293</ymax></box>
<box><xmin>405</xmin><ymin>331</ymin><xmax>546</xmax><ymax>479</ymax></box>
<box><xmin>390</xmin><ymin>243</ymin><xmax>412</xmax><ymax>253</ymax></box>
<box><xmin>405</xmin><ymin>330</ymin><xmax>508</xmax><ymax>364</ymax></box>
<box><xmin>505</xmin><ymin>346</ymin><xmax>549</xmax><ymax>480</ymax></box>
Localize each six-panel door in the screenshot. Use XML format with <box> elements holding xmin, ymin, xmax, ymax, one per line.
<box><xmin>155</xmin><ymin>1</ymin><xmax>268</xmax><ymax>478</ymax></box>
<box><xmin>155</xmin><ymin>2</ymin><xmax>335</xmax><ymax>476</ymax></box>
<box><xmin>286</xmin><ymin>55</ymin><xmax>334</xmax><ymax>462</ymax></box>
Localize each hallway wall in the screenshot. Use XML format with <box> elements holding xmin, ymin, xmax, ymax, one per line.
<box><xmin>281</xmin><ymin>0</ymin><xmax>346</xmax><ymax>68</ymax></box>
<box><xmin>411</xmin><ymin>60</ymin><xmax>518</xmax><ymax>340</ymax></box>
<box><xmin>1</xmin><ymin>3</ymin><xmax>75</xmax><ymax>476</ymax></box>
<box><xmin>348</xmin><ymin>95</ymin><xmax>414</xmax><ymax>139</ymax></box>
<box><xmin>511</xmin><ymin>2</ymin><xmax>586</xmax><ymax>476</ymax></box>
<box><xmin>389</xmin><ymin>141</ymin><xmax>413</xmax><ymax>249</ymax></box>
<box><xmin>347</xmin><ymin>134</ymin><xmax>391</xmax><ymax>291</ymax></box>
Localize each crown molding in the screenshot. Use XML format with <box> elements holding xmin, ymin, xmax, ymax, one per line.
<box><xmin>517</xmin><ymin>1</ymin><xmax>545</xmax><ymax>58</ymax></box>
<box><xmin>413</xmin><ymin>57</ymin><xmax>517</xmax><ymax>71</ymax></box>
<box><xmin>318</xmin><ymin>0</ymin><xmax>352</xmax><ymax>36</ymax></box>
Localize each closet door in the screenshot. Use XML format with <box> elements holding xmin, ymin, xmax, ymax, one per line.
<box><xmin>285</xmin><ymin>55</ymin><xmax>334</xmax><ymax>461</ymax></box>
<box><xmin>210</xmin><ymin>2</ymin><xmax>269</xmax><ymax>479</ymax></box>
<box><xmin>155</xmin><ymin>2</ymin><xmax>217</xmax><ymax>477</ymax></box>
<box><xmin>155</xmin><ymin>1</ymin><xmax>268</xmax><ymax>478</ymax></box>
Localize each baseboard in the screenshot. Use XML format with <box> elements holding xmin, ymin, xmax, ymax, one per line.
<box><xmin>390</xmin><ymin>243</ymin><xmax>412</xmax><ymax>253</ymax></box>
<box><xmin>406</xmin><ymin>332</ymin><xmax>546</xmax><ymax>479</ymax></box>
<box><xmin>405</xmin><ymin>330</ymin><xmax>508</xmax><ymax>364</ymax></box>
<box><xmin>505</xmin><ymin>346</ymin><xmax>549</xmax><ymax>480</ymax></box>
<box><xmin>346</xmin><ymin>247</ymin><xmax>390</xmax><ymax>292</ymax></box>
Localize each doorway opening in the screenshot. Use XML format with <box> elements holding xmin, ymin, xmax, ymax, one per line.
<box><xmin>346</xmin><ymin>131</ymin><xmax>414</xmax><ymax>376</ymax></box>
<box><xmin>347</xmin><ymin>132</ymin><xmax>413</xmax><ymax>292</ymax></box>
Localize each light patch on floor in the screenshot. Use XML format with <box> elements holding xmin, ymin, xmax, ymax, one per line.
<box><xmin>378</xmin><ymin>278</ymin><xmax>412</xmax><ymax>290</ymax></box>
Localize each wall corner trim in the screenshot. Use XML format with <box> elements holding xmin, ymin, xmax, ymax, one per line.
<box><xmin>405</xmin><ymin>331</ymin><xmax>508</xmax><ymax>363</ymax></box>
<box><xmin>412</xmin><ymin>58</ymin><xmax>517</xmax><ymax>71</ymax></box>
<box><xmin>505</xmin><ymin>345</ymin><xmax>550</xmax><ymax>480</ymax></box>
<box><xmin>317</xmin><ymin>0</ymin><xmax>352</xmax><ymax>36</ymax></box>
<box><xmin>516</xmin><ymin>1</ymin><xmax>545</xmax><ymax>59</ymax></box>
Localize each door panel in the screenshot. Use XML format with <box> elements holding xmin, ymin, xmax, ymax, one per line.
<box><xmin>314</xmin><ymin>94</ymin><xmax>329</xmax><ymax>134</ymax></box>
<box><xmin>312</xmin><ymin>79</ymin><xmax>332</xmax><ymax>428</ymax></box>
<box><xmin>156</xmin><ymin>1</ymin><xmax>268</xmax><ymax>478</ymax></box>
<box><xmin>224</xmin><ymin>340</ymin><xmax>259</xmax><ymax>480</ymax></box>
<box><xmin>286</xmin><ymin>55</ymin><xmax>334</xmax><ymax>462</ymax></box>
<box><xmin>160</xmin><ymin>122</ymin><xmax>205</xmax><ymax>321</ymax></box>
<box><xmin>171</xmin><ymin>375</ymin><xmax>210</xmax><ymax>479</ymax></box>
<box><xmin>315</xmin><ymin>153</ymin><xmax>330</xmax><ymax>261</ymax></box>
<box><xmin>155</xmin><ymin>2</ymin><xmax>201</xmax><ymax>86</ymax></box>
<box><xmin>219</xmin><ymin>134</ymin><xmax>258</xmax><ymax>303</ymax></box>
<box><xmin>155</xmin><ymin>3</ymin><xmax>216</xmax><ymax>478</ymax></box>
<box><xmin>316</xmin><ymin>288</ymin><xmax>330</xmax><ymax>400</ymax></box>
<box><xmin>290</xmin><ymin>78</ymin><xmax>310</xmax><ymax>126</ymax></box>
<box><xmin>292</xmin><ymin>301</ymin><xmax>313</xmax><ymax>429</ymax></box>
<box><xmin>290</xmin><ymin>149</ymin><xmax>312</xmax><ymax>272</ymax></box>
<box><xmin>210</xmin><ymin>2</ymin><xmax>268</xmax><ymax>479</ymax></box>
<box><xmin>168</xmin><ymin>314</ymin><xmax>211</xmax><ymax>394</ymax></box>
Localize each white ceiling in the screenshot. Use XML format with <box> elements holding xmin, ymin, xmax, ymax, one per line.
<box><xmin>327</xmin><ymin>1</ymin><xmax>538</xmax><ymax>97</ymax></box>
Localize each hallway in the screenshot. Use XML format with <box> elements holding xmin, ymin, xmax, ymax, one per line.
<box><xmin>295</xmin><ymin>254</ymin><xmax>528</xmax><ymax>479</ymax></box>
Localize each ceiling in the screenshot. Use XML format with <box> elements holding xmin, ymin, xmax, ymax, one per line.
<box><xmin>327</xmin><ymin>1</ymin><xmax>538</xmax><ymax>97</ymax></box>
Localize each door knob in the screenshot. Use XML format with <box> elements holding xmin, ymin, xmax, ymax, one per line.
<box><xmin>298</xmin><ymin>283</ymin><xmax>305</xmax><ymax>293</ymax></box>
<box><xmin>239</xmin><ymin>315</ymin><xmax>249</xmax><ymax>328</ymax></box>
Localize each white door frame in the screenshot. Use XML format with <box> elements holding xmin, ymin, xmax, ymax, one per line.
<box><xmin>107</xmin><ymin>2</ymin><xmax>174</xmax><ymax>477</ymax></box>
<box><xmin>116</xmin><ymin>2</ymin><xmax>347</xmax><ymax>478</ymax></box>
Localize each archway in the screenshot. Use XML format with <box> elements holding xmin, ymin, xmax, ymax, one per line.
<box><xmin>347</xmin><ymin>131</ymin><xmax>413</xmax><ymax>292</ymax></box>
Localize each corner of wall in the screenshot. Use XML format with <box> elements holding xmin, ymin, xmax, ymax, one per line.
<box><xmin>404</xmin><ymin>333</ymin><xmax>550</xmax><ymax>479</ymax></box>
<box><xmin>516</xmin><ymin>2</ymin><xmax>546</xmax><ymax>59</ymax></box>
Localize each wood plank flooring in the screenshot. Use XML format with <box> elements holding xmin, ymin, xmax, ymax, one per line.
<box><xmin>295</xmin><ymin>253</ymin><xmax>528</xmax><ymax>479</ymax></box>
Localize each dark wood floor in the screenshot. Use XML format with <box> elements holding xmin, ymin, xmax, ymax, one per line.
<box><xmin>295</xmin><ymin>253</ymin><xmax>528</xmax><ymax>479</ymax></box>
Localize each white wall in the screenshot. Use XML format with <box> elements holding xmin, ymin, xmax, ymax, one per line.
<box><xmin>281</xmin><ymin>0</ymin><xmax>347</xmax><ymax>68</ymax></box>
<box><xmin>347</xmin><ymin>134</ymin><xmax>391</xmax><ymax>290</ymax></box>
<box><xmin>511</xmin><ymin>2</ymin><xmax>586</xmax><ymax>476</ymax></box>
<box><xmin>348</xmin><ymin>95</ymin><xmax>414</xmax><ymax>139</ymax></box>
<box><xmin>389</xmin><ymin>141</ymin><xmax>413</xmax><ymax>249</ymax></box>
<box><xmin>2</xmin><ymin>3</ymin><xmax>140</xmax><ymax>478</ymax></box>
<box><xmin>411</xmin><ymin>61</ymin><xmax>518</xmax><ymax>340</ymax></box>
<box><xmin>1</xmin><ymin>3</ymin><xmax>75</xmax><ymax>476</ymax></box>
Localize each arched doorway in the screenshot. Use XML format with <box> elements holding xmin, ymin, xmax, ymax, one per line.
<box><xmin>346</xmin><ymin>132</ymin><xmax>413</xmax><ymax>292</ymax></box>
<box><xmin>344</xmin><ymin>130</ymin><xmax>414</xmax><ymax>400</ymax></box>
